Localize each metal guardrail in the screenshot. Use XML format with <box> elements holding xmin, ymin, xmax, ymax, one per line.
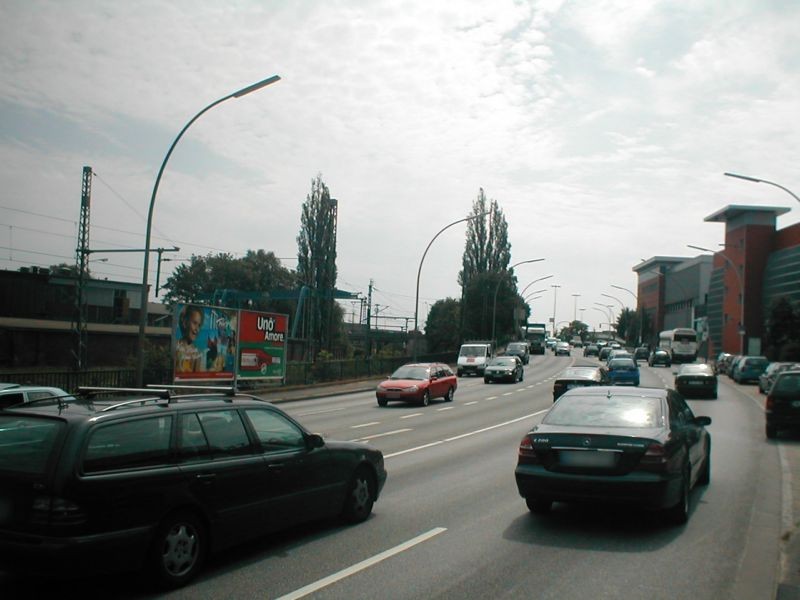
<box><xmin>0</xmin><ymin>352</ymin><xmax>457</xmax><ymax>392</ymax></box>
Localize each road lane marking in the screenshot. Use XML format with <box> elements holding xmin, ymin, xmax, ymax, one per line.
<box><xmin>275</xmin><ymin>528</ymin><xmax>447</xmax><ymax>600</ymax></box>
<box><xmin>401</xmin><ymin>412</ymin><xmax>424</xmax><ymax>419</ymax></box>
<box><xmin>464</xmin><ymin>401</ymin><xmax>478</xmax><ymax>405</ymax></box>
<box><xmin>385</xmin><ymin>440</ymin><xmax>445</xmax><ymax>458</ymax></box>
<box><xmin>351</xmin><ymin>422</ymin><xmax>380</xmax><ymax>429</ymax></box>
<box><xmin>295</xmin><ymin>407</ymin><xmax>348</xmax><ymax>417</ymax></box>
<box><xmin>486</xmin><ymin>396</ymin><xmax>498</xmax><ymax>400</ymax></box>
<box><xmin>351</xmin><ymin>428</ymin><xmax>412</xmax><ymax>441</ymax></box>
<box><xmin>437</xmin><ymin>406</ymin><xmax>455</xmax><ymax>411</ymax></box>
<box><xmin>502</xmin><ymin>392</ymin><xmax>513</xmax><ymax>396</ymax></box>
<box><xmin>444</xmin><ymin>410</ymin><xmax>548</xmax><ymax>442</ymax></box>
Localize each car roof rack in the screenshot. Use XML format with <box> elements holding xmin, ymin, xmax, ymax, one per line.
<box><xmin>148</xmin><ymin>384</ymin><xmax>238</xmax><ymax>397</ymax></box>
<box><xmin>79</xmin><ymin>386</ymin><xmax>172</xmax><ymax>400</ymax></box>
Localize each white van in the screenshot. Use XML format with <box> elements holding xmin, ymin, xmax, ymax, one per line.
<box><xmin>457</xmin><ymin>342</ymin><xmax>494</xmax><ymax>377</ymax></box>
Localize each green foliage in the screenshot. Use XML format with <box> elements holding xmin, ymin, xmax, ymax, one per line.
<box><xmin>615</xmin><ymin>308</ymin><xmax>640</xmax><ymax>346</ymax></box>
<box><xmin>425</xmin><ymin>298</ymin><xmax>461</xmax><ymax>352</ymax></box>
<box><xmin>297</xmin><ymin>174</ymin><xmax>340</xmax><ymax>354</ymax></box>
<box><xmin>765</xmin><ymin>297</ymin><xmax>800</xmax><ymax>360</ymax></box>
<box><xmin>459</xmin><ymin>189</ymin><xmax>511</xmax><ymax>288</ymax></box>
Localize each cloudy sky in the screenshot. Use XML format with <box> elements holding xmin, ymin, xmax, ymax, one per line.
<box><xmin>1</xmin><ymin>0</ymin><xmax>798</xmax><ymax>333</ymax></box>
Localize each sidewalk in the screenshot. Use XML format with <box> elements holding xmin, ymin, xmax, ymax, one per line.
<box><xmin>250</xmin><ymin>377</ymin><xmax>382</xmax><ymax>404</ymax></box>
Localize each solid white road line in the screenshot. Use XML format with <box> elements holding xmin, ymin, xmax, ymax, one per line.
<box><xmin>274</xmin><ymin>528</ymin><xmax>448</xmax><ymax>600</ymax></box>
<box><xmin>444</xmin><ymin>410</ymin><xmax>547</xmax><ymax>442</ymax></box>
<box><xmin>351</xmin><ymin>422</ymin><xmax>381</xmax><ymax>429</ymax></box>
<box><xmin>385</xmin><ymin>440</ymin><xmax>445</xmax><ymax>458</ymax></box>
<box><xmin>295</xmin><ymin>406</ymin><xmax>348</xmax><ymax>417</ymax></box>
<box><xmin>351</xmin><ymin>428</ymin><xmax>412</xmax><ymax>441</ymax></box>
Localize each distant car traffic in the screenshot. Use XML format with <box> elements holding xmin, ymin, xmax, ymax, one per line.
<box><xmin>598</xmin><ymin>346</ymin><xmax>613</xmax><ymax>361</ymax></box>
<box><xmin>634</xmin><ymin>346</ymin><xmax>650</xmax><ymax>361</ymax></box>
<box><xmin>555</xmin><ymin>342</ymin><xmax>571</xmax><ymax>356</ymax></box>
<box><xmin>765</xmin><ymin>368</ymin><xmax>800</xmax><ymax>438</ymax></box>
<box><xmin>376</xmin><ymin>363</ymin><xmax>457</xmax><ymax>406</ymax></box>
<box><xmin>674</xmin><ymin>363</ymin><xmax>718</xmax><ymax>399</ymax></box>
<box><xmin>583</xmin><ymin>344</ymin><xmax>599</xmax><ymax>357</ymax></box>
<box><xmin>0</xmin><ymin>383</ymin><xmax>73</xmax><ymax>409</ymax></box>
<box><xmin>552</xmin><ymin>366</ymin><xmax>609</xmax><ymax>401</ymax></box>
<box><xmin>515</xmin><ymin>386</ymin><xmax>711</xmax><ymax>524</ymax></box>
<box><xmin>484</xmin><ymin>356</ymin><xmax>524</xmax><ymax>383</ymax></box>
<box><xmin>606</xmin><ymin>357</ymin><xmax>640</xmax><ymax>386</ymax></box>
<box><xmin>504</xmin><ymin>342</ymin><xmax>530</xmax><ymax>365</ymax></box>
<box><xmin>648</xmin><ymin>349</ymin><xmax>672</xmax><ymax>367</ymax></box>
<box><xmin>607</xmin><ymin>350</ymin><xmax>634</xmax><ymax>363</ymax></box>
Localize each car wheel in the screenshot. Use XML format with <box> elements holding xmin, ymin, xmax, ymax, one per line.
<box><xmin>698</xmin><ymin>444</ymin><xmax>711</xmax><ymax>485</ymax></box>
<box><xmin>766</xmin><ymin>423</ymin><xmax>778</xmax><ymax>439</ymax></box>
<box><xmin>484</xmin><ymin>377</ymin><xmax>490</xmax><ymax>384</ymax></box>
<box><xmin>377</xmin><ymin>397</ymin><xmax>388</xmax><ymax>407</ymax></box>
<box><xmin>457</xmin><ymin>370</ymin><xmax>463</xmax><ymax>377</ymax></box>
<box><xmin>341</xmin><ymin>468</ymin><xmax>375</xmax><ymax>524</ymax></box>
<box><xmin>665</xmin><ymin>465</ymin><xmax>690</xmax><ymax>525</ymax></box>
<box><xmin>525</xmin><ymin>496</ymin><xmax>552</xmax><ymax>514</ymax></box>
<box><xmin>420</xmin><ymin>390</ymin><xmax>430</xmax><ymax>406</ymax></box>
<box><xmin>148</xmin><ymin>511</ymin><xmax>206</xmax><ymax>589</ymax></box>
<box><xmin>520</xmin><ymin>371</ymin><xmax>524</xmax><ymax>382</ymax></box>
<box><xmin>445</xmin><ymin>387</ymin><xmax>454</xmax><ymax>402</ymax></box>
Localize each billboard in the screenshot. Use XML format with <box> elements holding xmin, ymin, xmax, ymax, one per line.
<box><xmin>173</xmin><ymin>305</ymin><xmax>237</xmax><ymax>382</ymax></box>
<box><xmin>172</xmin><ymin>304</ymin><xmax>288</xmax><ymax>383</ymax></box>
<box><xmin>237</xmin><ymin>310</ymin><xmax>288</xmax><ymax>381</ymax></box>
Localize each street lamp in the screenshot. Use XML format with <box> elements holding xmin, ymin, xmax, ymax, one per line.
<box><xmin>524</xmin><ymin>289</ymin><xmax>548</xmax><ymax>303</ymax></box>
<box><xmin>572</xmin><ymin>293</ymin><xmax>580</xmax><ymax>322</ymax></box>
<box><xmin>612</xmin><ymin>284</ymin><xmax>641</xmax><ymax>345</ymax></box>
<box><xmin>551</xmin><ymin>284</ymin><xmax>561</xmax><ymax>337</ymax></box>
<box><xmin>724</xmin><ymin>172</ymin><xmax>799</xmax><ymax>203</ymax></box>
<box><xmin>520</xmin><ymin>275</ymin><xmax>554</xmax><ymax>297</ymax></box>
<box><xmin>413</xmin><ymin>212</ymin><xmax>488</xmax><ymax>359</ymax></box>
<box><xmin>491</xmin><ymin>258</ymin><xmax>545</xmax><ymax>344</ymax></box>
<box><xmin>688</xmin><ymin>243</ymin><xmax>746</xmax><ymax>353</ymax></box>
<box><xmin>136</xmin><ymin>74</ymin><xmax>281</xmax><ymax>386</ymax></box>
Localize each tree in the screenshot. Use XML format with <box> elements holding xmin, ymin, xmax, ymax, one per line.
<box><xmin>459</xmin><ymin>189</ymin><xmax>513</xmax><ymax>341</ymax></box>
<box><xmin>764</xmin><ymin>297</ymin><xmax>800</xmax><ymax>360</ymax></box>
<box><xmin>425</xmin><ymin>298</ymin><xmax>461</xmax><ymax>352</ymax></box>
<box><xmin>297</xmin><ymin>174</ymin><xmax>340</xmax><ymax>355</ymax></box>
<box><xmin>615</xmin><ymin>308</ymin><xmax>639</xmax><ymax>346</ymax></box>
<box><xmin>161</xmin><ymin>250</ymin><xmax>298</xmax><ymax>315</ymax></box>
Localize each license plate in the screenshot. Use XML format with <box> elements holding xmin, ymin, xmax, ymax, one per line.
<box><xmin>467</xmin><ymin>358</ymin><xmax>475</xmax><ymax>363</ymax></box>
<box><xmin>387</xmin><ymin>393</ymin><xmax>400</xmax><ymax>399</ymax></box>
<box><xmin>559</xmin><ymin>450</ymin><xmax>616</xmax><ymax>467</ymax></box>
<box><xmin>688</xmin><ymin>381</ymin><xmax>705</xmax><ymax>386</ymax></box>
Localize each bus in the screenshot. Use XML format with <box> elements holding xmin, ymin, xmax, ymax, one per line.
<box><xmin>658</xmin><ymin>328</ymin><xmax>698</xmax><ymax>363</ymax></box>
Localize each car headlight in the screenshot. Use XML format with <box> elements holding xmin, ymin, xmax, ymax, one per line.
<box><xmin>407</xmin><ymin>385</ymin><xmax>419</xmax><ymax>393</ymax></box>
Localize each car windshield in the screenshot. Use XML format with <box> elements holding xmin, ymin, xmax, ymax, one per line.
<box><xmin>772</xmin><ymin>373</ymin><xmax>800</xmax><ymax>394</ymax></box>
<box><xmin>609</xmin><ymin>358</ymin><xmax>636</xmax><ymax>369</ymax></box>
<box><xmin>561</xmin><ymin>368</ymin><xmax>598</xmax><ymax>379</ymax></box>
<box><xmin>507</xmin><ymin>344</ymin><xmax>525</xmax><ymax>351</ymax></box>
<box><xmin>543</xmin><ymin>394</ymin><xmax>663</xmax><ymax>428</ymax></box>
<box><xmin>490</xmin><ymin>358</ymin><xmax>517</xmax><ymax>366</ymax></box>
<box><xmin>680</xmin><ymin>365</ymin><xmax>713</xmax><ymax>375</ymax></box>
<box><xmin>0</xmin><ymin>416</ymin><xmax>65</xmax><ymax>475</ymax></box>
<box><xmin>459</xmin><ymin>346</ymin><xmax>485</xmax><ymax>357</ymax></box>
<box><xmin>390</xmin><ymin>366</ymin><xmax>430</xmax><ymax>380</ymax></box>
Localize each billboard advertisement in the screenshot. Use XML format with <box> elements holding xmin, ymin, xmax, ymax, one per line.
<box><xmin>173</xmin><ymin>304</ymin><xmax>237</xmax><ymax>382</ymax></box>
<box><xmin>237</xmin><ymin>310</ymin><xmax>288</xmax><ymax>381</ymax></box>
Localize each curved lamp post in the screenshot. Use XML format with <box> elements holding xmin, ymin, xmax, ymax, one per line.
<box><xmin>689</xmin><ymin>243</ymin><xmax>745</xmax><ymax>353</ymax></box>
<box><xmin>491</xmin><ymin>258</ymin><xmax>545</xmax><ymax>344</ymax></box>
<box><xmin>612</xmin><ymin>284</ymin><xmax>641</xmax><ymax>345</ymax></box>
<box><xmin>136</xmin><ymin>75</ymin><xmax>281</xmax><ymax>386</ymax></box>
<box><xmin>413</xmin><ymin>212</ymin><xmax>487</xmax><ymax>360</ymax></box>
<box><xmin>520</xmin><ymin>274</ymin><xmax>553</xmax><ymax>297</ymax></box>
<box><xmin>524</xmin><ymin>288</ymin><xmax>548</xmax><ymax>303</ymax></box>
<box><xmin>724</xmin><ymin>172</ymin><xmax>799</xmax><ymax>203</ymax></box>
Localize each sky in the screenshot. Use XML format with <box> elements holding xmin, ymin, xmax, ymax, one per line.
<box><xmin>1</xmin><ymin>0</ymin><xmax>799</xmax><ymax>334</ymax></box>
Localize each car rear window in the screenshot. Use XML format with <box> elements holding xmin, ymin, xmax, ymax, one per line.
<box><xmin>772</xmin><ymin>373</ymin><xmax>800</xmax><ymax>395</ymax></box>
<box><xmin>0</xmin><ymin>416</ymin><xmax>65</xmax><ymax>475</ymax></box>
<box><xmin>543</xmin><ymin>395</ymin><xmax>662</xmax><ymax>428</ymax></box>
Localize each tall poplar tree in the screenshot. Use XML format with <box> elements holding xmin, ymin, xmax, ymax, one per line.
<box><xmin>297</xmin><ymin>174</ymin><xmax>339</xmax><ymax>355</ymax></box>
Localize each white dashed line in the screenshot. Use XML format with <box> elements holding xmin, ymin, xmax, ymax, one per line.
<box><xmin>437</xmin><ymin>406</ymin><xmax>455</xmax><ymax>411</ymax></box>
<box><xmin>351</xmin><ymin>422</ymin><xmax>380</xmax><ymax>429</ymax></box>
<box><xmin>401</xmin><ymin>413</ymin><xmax>424</xmax><ymax>419</ymax></box>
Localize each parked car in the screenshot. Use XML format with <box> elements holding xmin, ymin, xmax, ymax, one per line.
<box><xmin>715</xmin><ymin>352</ymin><xmax>733</xmax><ymax>375</ymax></box>
<box><xmin>648</xmin><ymin>349</ymin><xmax>672</xmax><ymax>367</ymax></box>
<box><xmin>583</xmin><ymin>344</ymin><xmax>599</xmax><ymax>357</ymax></box>
<box><xmin>484</xmin><ymin>356</ymin><xmax>524</xmax><ymax>383</ymax></box>
<box><xmin>765</xmin><ymin>368</ymin><xmax>800</xmax><ymax>438</ymax></box>
<box><xmin>504</xmin><ymin>341</ymin><xmax>530</xmax><ymax>365</ymax></box>
<box><xmin>0</xmin><ymin>383</ymin><xmax>73</xmax><ymax>409</ymax></box>
<box><xmin>515</xmin><ymin>386</ymin><xmax>711</xmax><ymax>524</ymax></box>
<box><xmin>726</xmin><ymin>355</ymin><xmax>744</xmax><ymax>378</ymax></box>
<box><xmin>555</xmin><ymin>342</ymin><xmax>571</xmax><ymax>357</ymax></box>
<box><xmin>606</xmin><ymin>357</ymin><xmax>640</xmax><ymax>386</ymax></box>
<box><xmin>731</xmin><ymin>355</ymin><xmax>769</xmax><ymax>384</ymax></box>
<box><xmin>376</xmin><ymin>362</ymin><xmax>457</xmax><ymax>406</ymax></box>
<box><xmin>760</xmin><ymin>362</ymin><xmax>800</xmax><ymax>394</ymax></box>
<box><xmin>674</xmin><ymin>363</ymin><xmax>718</xmax><ymax>399</ymax></box>
<box><xmin>634</xmin><ymin>346</ymin><xmax>650</xmax><ymax>361</ymax></box>
<box><xmin>0</xmin><ymin>387</ymin><xmax>387</xmax><ymax>587</ymax></box>
<box><xmin>552</xmin><ymin>366</ymin><xmax>609</xmax><ymax>401</ymax></box>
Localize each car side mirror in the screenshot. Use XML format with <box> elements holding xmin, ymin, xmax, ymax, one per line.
<box><xmin>694</xmin><ymin>416</ymin><xmax>711</xmax><ymax>427</ymax></box>
<box><xmin>307</xmin><ymin>433</ymin><xmax>325</xmax><ymax>448</ymax></box>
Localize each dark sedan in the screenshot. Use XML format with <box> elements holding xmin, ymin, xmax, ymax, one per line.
<box><xmin>648</xmin><ymin>349</ymin><xmax>672</xmax><ymax>367</ymax></box>
<box><xmin>675</xmin><ymin>363</ymin><xmax>718</xmax><ymax>399</ymax></box>
<box><xmin>484</xmin><ymin>356</ymin><xmax>524</xmax><ymax>383</ymax></box>
<box><xmin>552</xmin><ymin>366</ymin><xmax>609</xmax><ymax>401</ymax></box>
<box><xmin>505</xmin><ymin>342</ymin><xmax>530</xmax><ymax>365</ymax></box>
<box><xmin>515</xmin><ymin>386</ymin><xmax>711</xmax><ymax>524</ymax></box>
<box><xmin>766</xmin><ymin>369</ymin><xmax>800</xmax><ymax>438</ymax></box>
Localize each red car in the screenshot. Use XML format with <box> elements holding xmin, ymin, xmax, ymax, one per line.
<box><xmin>376</xmin><ymin>362</ymin><xmax>457</xmax><ymax>407</ymax></box>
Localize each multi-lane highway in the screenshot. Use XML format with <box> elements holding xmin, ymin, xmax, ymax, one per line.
<box><xmin>5</xmin><ymin>351</ymin><xmax>794</xmax><ymax>599</ymax></box>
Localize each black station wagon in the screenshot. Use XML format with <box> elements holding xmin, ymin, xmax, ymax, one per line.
<box><xmin>0</xmin><ymin>387</ymin><xmax>387</xmax><ymax>588</ymax></box>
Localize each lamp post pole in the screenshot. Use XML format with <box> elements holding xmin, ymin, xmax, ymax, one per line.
<box><xmin>491</xmin><ymin>258</ymin><xmax>545</xmax><ymax>345</ymax></box>
<box><xmin>414</xmin><ymin>212</ymin><xmax>487</xmax><ymax>360</ymax></box>
<box><xmin>688</xmin><ymin>244</ymin><xmax>746</xmax><ymax>354</ymax></box>
<box><xmin>135</xmin><ymin>75</ymin><xmax>281</xmax><ymax>386</ymax></box>
<box><xmin>520</xmin><ymin>275</ymin><xmax>554</xmax><ymax>297</ymax></box>
<box><xmin>724</xmin><ymin>172</ymin><xmax>799</xmax><ymax>203</ymax></box>
<box><xmin>612</xmin><ymin>284</ymin><xmax>640</xmax><ymax>345</ymax></box>
<box><xmin>551</xmin><ymin>284</ymin><xmax>561</xmax><ymax>337</ymax></box>
<box><xmin>572</xmin><ymin>293</ymin><xmax>580</xmax><ymax>322</ymax></box>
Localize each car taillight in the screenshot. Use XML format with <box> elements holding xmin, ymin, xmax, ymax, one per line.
<box><xmin>518</xmin><ymin>436</ymin><xmax>540</xmax><ymax>463</ymax></box>
<box><xmin>766</xmin><ymin>396</ymin><xmax>774</xmax><ymax>411</ymax></box>
<box><xmin>31</xmin><ymin>495</ymin><xmax>86</xmax><ymax>525</ymax></box>
<box><xmin>640</xmin><ymin>442</ymin><xmax>667</xmax><ymax>465</ymax></box>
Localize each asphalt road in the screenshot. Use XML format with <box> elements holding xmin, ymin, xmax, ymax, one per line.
<box><xmin>4</xmin><ymin>352</ymin><xmax>796</xmax><ymax>599</ymax></box>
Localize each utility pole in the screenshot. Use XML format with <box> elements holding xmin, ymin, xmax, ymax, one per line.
<box><xmin>72</xmin><ymin>166</ymin><xmax>92</xmax><ymax>371</ymax></box>
<box><xmin>551</xmin><ymin>284</ymin><xmax>561</xmax><ymax>337</ymax></box>
<box><xmin>366</xmin><ymin>280</ymin><xmax>373</xmax><ymax>356</ymax></box>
